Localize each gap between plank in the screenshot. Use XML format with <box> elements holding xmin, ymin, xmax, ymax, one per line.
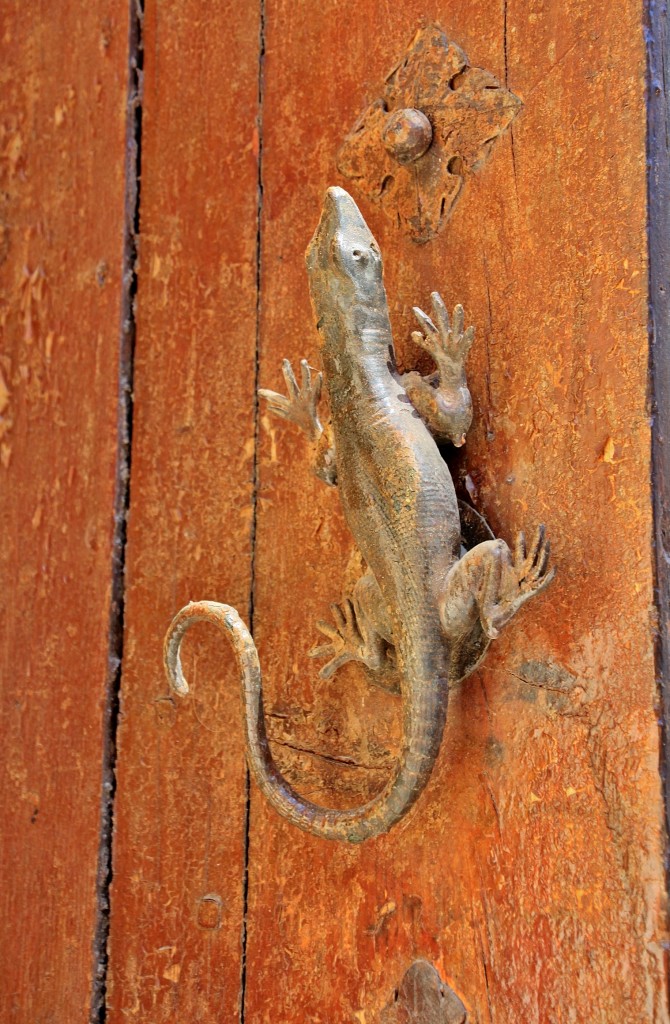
<box><xmin>239</xmin><ymin>2</ymin><xmax>267</xmax><ymax>1022</ymax></box>
<box><xmin>88</xmin><ymin>1</ymin><xmax>144</xmax><ymax>1020</ymax></box>
<box><xmin>646</xmin><ymin>0</ymin><xmax>670</xmax><ymax>1001</ymax></box>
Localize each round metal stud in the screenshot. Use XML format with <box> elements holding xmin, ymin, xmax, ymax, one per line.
<box><xmin>381</xmin><ymin>108</ymin><xmax>433</xmax><ymax>164</ymax></box>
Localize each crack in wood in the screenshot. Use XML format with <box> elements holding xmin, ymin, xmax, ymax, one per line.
<box><xmin>88</xmin><ymin>2</ymin><xmax>144</xmax><ymax>1021</ymax></box>
<box><xmin>239</xmin><ymin>2</ymin><xmax>266</xmax><ymax>1022</ymax></box>
<box><xmin>271</xmin><ymin>737</ymin><xmax>392</xmax><ymax>772</ymax></box>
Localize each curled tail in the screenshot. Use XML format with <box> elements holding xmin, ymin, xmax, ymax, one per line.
<box><xmin>164</xmin><ymin>600</ymin><xmax>445</xmax><ymax>843</ymax></box>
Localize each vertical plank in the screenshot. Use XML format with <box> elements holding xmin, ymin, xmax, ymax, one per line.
<box><xmin>0</xmin><ymin>2</ymin><xmax>131</xmax><ymax>1019</ymax></box>
<box><xmin>243</xmin><ymin>2</ymin><xmax>669</xmax><ymax>1022</ymax></box>
<box><xmin>648</xmin><ymin>0</ymin><xmax>670</xmax><ymax>833</ymax></box>
<box><xmin>106</xmin><ymin>2</ymin><xmax>261</xmax><ymax>1020</ymax></box>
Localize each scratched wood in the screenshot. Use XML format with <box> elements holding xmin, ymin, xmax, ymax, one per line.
<box><xmin>0</xmin><ymin>3</ymin><xmax>130</xmax><ymax>1020</ymax></box>
<box><xmin>105</xmin><ymin>1</ymin><xmax>261</xmax><ymax>1020</ymax></box>
<box><xmin>243</xmin><ymin>2</ymin><xmax>669</xmax><ymax>1022</ymax></box>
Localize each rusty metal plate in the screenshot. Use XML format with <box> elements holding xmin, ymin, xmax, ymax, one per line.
<box><xmin>337</xmin><ymin>24</ymin><xmax>522</xmax><ymax>242</ymax></box>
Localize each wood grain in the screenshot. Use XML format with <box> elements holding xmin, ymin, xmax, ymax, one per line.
<box><xmin>105</xmin><ymin>1</ymin><xmax>261</xmax><ymax>1020</ymax></box>
<box><xmin>0</xmin><ymin>2</ymin><xmax>131</xmax><ymax>1019</ymax></box>
<box><xmin>243</xmin><ymin>2</ymin><xmax>669</xmax><ymax>1022</ymax></box>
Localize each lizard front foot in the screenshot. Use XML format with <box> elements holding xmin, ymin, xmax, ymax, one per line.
<box><xmin>309</xmin><ymin>598</ymin><xmax>385</xmax><ymax>679</ymax></box>
<box><xmin>403</xmin><ymin>292</ymin><xmax>475</xmax><ymax>446</ymax></box>
<box><xmin>412</xmin><ymin>293</ymin><xmax>474</xmax><ymax>381</ymax></box>
<box><xmin>479</xmin><ymin>526</ymin><xmax>555</xmax><ymax>639</ymax></box>
<box><xmin>258</xmin><ymin>358</ymin><xmax>323</xmax><ymax>441</ymax></box>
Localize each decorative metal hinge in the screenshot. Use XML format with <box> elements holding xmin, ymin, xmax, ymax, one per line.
<box><xmin>337</xmin><ymin>24</ymin><xmax>522</xmax><ymax>242</ymax></box>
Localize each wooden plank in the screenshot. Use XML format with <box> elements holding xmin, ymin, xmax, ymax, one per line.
<box><xmin>0</xmin><ymin>3</ymin><xmax>131</xmax><ymax>1019</ymax></box>
<box><xmin>648</xmin><ymin>0</ymin><xmax>670</xmax><ymax>834</ymax></box>
<box><xmin>106</xmin><ymin>2</ymin><xmax>261</xmax><ymax>1020</ymax></box>
<box><xmin>243</xmin><ymin>2</ymin><xmax>669</xmax><ymax>1021</ymax></box>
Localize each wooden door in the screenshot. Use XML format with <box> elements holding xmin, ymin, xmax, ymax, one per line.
<box><xmin>2</xmin><ymin>2</ymin><xmax>669</xmax><ymax>1022</ymax></box>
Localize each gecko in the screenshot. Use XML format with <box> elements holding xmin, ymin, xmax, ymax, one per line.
<box><xmin>164</xmin><ymin>186</ymin><xmax>554</xmax><ymax>843</ymax></box>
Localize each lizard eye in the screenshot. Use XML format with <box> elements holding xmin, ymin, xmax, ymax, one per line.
<box><xmin>351</xmin><ymin>248</ymin><xmax>369</xmax><ymax>263</ymax></box>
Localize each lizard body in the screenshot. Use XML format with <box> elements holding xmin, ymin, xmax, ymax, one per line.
<box><xmin>164</xmin><ymin>187</ymin><xmax>554</xmax><ymax>843</ymax></box>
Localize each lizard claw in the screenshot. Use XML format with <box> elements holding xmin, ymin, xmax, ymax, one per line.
<box><xmin>309</xmin><ymin>599</ymin><xmax>363</xmax><ymax>679</ymax></box>
<box><xmin>309</xmin><ymin>597</ymin><xmax>384</xmax><ymax>679</ymax></box>
<box><xmin>411</xmin><ymin>292</ymin><xmax>474</xmax><ymax>374</ymax></box>
<box><xmin>479</xmin><ymin>527</ymin><xmax>555</xmax><ymax>638</ymax></box>
<box><xmin>258</xmin><ymin>358</ymin><xmax>323</xmax><ymax>441</ymax></box>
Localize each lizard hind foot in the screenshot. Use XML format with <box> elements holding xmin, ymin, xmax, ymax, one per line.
<box><xmin>309</xmin><ymin>597</ymin><xmax>385</xmax><ymax>680</ymax></box>
<box><xmin>479</xmin><ymin>525</ymin><xmax>555</xmax><ymax>639</ymax></box>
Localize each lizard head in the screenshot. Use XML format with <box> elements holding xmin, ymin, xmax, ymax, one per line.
<box><xmin>306</xmin><ymin>186</ymin><xmax>386</xmax><ymax>321</ymax></box>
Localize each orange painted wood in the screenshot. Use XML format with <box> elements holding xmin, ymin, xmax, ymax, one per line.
<box><xmin>0</xmin><ymin>3</ymin><xmax>131</xmax><ymax>1019</ymax></box>
<box><xmin>106</xmin><ymin>1</ymin><xmax>261</xmax><ymax>1019</ymax></box>
<box><xmin>242</xmin><ymin>3</ymin><xmax>669</xmax><ymax>1022</ymax></box>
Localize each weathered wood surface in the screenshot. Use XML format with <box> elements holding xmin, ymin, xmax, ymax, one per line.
<box><xmin>0</xmin><ymin>3</ymin><xmax>130</xmax><ymax>1019</ymax></box>
<box><xmin>8</xmin><ymin>1</ymin><xmax>661</xmax><ymax>1021</ymax></box>
<box><xmin>243</xmin><ymin>3</ymin><xmax>668</xmax><ymax>1022</ymax></box>
<box><xmin>106</xmin><ymin>1</ymin><xmax>261</xmax><ymax>1020</ymax></box>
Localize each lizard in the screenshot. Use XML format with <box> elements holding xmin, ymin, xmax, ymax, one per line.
<box><xmin>163</xmin><ymin>186</ymin><xmax>554</xmax><ymax>843</ymax></box>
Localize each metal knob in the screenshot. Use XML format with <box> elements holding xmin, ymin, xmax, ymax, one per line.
<box><xmin>381</xmin><ymin>108</ymin><xmax>433</xmax><ymax>164</ymax></box>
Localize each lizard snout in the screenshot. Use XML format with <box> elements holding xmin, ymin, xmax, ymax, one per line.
<box><xmin>306</xmin><ymin>187</ymin><xmax>374</xmax><ymax>273</ymax></box>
